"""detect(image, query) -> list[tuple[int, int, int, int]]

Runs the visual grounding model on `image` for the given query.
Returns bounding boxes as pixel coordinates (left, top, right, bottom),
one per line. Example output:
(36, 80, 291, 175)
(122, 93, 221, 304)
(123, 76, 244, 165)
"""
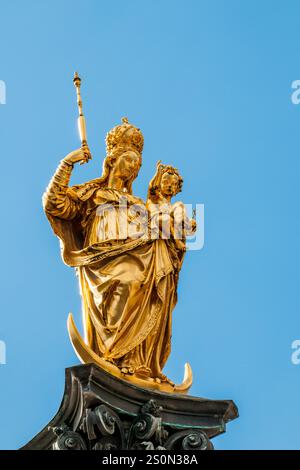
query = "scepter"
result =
(73, 72, 92, 163)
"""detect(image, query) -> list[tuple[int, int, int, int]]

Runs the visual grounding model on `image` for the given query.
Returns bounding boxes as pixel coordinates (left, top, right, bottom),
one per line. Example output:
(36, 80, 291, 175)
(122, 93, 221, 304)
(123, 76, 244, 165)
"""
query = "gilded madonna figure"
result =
(43, 118, 195, 393)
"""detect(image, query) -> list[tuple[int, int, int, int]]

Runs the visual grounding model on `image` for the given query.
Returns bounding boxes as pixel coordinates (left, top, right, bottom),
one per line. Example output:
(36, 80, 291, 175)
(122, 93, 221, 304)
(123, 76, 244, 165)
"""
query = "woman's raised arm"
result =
(42, 147, 89, 220)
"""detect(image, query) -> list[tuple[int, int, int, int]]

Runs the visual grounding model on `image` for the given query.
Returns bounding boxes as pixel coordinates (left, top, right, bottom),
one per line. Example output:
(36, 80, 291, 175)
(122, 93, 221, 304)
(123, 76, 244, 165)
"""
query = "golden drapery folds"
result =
(43, 162, 192, 392)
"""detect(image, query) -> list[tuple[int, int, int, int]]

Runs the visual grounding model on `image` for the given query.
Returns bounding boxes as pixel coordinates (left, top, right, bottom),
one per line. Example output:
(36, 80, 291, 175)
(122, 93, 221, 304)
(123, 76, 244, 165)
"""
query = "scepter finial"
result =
(73, 71, 81, 88)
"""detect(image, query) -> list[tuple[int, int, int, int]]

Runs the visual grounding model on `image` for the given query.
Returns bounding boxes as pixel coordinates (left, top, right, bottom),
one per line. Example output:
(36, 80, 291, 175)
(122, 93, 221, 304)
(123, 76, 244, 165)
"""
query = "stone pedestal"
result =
(22, 364, 238, 450)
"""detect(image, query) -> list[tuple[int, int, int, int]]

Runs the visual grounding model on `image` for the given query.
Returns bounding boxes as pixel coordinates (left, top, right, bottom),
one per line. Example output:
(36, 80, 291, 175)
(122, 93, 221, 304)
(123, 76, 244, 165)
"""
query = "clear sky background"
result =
(0, 0, 300, 450)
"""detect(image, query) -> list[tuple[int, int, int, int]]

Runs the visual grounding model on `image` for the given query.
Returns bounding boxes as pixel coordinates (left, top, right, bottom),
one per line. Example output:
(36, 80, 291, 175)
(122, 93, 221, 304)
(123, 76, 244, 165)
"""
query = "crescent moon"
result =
(67, 313, 193, 394)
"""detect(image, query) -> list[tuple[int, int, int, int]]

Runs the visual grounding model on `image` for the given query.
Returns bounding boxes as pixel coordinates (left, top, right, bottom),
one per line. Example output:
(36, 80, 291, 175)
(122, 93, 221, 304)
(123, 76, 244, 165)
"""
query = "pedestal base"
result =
(21, 364, 238, 450)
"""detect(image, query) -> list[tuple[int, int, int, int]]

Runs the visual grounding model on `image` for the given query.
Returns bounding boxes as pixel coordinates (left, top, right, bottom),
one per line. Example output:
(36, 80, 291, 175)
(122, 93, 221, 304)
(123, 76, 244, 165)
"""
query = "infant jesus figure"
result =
(146, 160, 197, 261)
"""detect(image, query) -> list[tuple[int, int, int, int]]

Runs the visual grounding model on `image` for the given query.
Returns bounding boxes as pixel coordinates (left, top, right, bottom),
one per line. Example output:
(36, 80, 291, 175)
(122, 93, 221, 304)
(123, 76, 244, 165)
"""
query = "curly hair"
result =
(148, 163, 183, 202)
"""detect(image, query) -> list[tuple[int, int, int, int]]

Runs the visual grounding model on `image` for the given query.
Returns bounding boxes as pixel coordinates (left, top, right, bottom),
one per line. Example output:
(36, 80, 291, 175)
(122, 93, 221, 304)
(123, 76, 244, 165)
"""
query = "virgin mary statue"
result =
(43, 118, 193, 393)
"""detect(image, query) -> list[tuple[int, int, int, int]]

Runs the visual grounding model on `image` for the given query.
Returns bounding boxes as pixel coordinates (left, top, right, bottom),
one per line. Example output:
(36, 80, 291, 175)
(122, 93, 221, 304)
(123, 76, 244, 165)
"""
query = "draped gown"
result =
(43, 160, 182, 379)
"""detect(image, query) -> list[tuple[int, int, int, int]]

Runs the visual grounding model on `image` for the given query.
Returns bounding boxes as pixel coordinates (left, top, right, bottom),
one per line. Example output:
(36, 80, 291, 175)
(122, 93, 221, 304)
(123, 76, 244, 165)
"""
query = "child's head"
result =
(160, 168, 182, 197)
(150, 163, 183, 200)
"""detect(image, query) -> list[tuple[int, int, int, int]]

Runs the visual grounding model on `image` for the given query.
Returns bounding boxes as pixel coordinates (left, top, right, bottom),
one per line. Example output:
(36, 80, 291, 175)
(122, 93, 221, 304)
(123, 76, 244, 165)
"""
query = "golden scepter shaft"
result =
(73, 72, 92, 161)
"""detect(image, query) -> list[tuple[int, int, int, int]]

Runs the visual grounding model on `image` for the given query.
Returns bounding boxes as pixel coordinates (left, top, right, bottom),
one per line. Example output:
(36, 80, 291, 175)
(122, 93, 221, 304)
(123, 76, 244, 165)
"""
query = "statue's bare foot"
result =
(134, 366, 152, 378)
(155, 373, 175, 386)
(121, 367, 134, 375)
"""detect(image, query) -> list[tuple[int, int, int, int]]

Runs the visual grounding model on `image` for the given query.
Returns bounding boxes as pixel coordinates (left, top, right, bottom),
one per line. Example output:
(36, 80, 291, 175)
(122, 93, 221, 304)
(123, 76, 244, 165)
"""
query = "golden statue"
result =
(43, 75, 196, 394)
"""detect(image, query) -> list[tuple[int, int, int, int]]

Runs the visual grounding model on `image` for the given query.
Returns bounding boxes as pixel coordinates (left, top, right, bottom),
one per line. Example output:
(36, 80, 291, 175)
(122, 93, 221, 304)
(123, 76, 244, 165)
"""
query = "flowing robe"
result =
(43, 162, 181, 377)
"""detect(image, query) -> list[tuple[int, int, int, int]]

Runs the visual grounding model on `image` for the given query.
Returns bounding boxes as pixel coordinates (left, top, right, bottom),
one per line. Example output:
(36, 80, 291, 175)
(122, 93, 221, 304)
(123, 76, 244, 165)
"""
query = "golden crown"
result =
(105, 117, 144, 155)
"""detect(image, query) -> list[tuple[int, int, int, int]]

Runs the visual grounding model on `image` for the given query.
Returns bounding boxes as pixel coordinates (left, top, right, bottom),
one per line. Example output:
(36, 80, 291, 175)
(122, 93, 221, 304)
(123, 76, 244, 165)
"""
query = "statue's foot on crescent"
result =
(134, 366, 152, 378)
(153, 373, 175, 386)
(119, 365, 151, 378)
(120, 367, 134, 375)
(67, 313, 193, 394)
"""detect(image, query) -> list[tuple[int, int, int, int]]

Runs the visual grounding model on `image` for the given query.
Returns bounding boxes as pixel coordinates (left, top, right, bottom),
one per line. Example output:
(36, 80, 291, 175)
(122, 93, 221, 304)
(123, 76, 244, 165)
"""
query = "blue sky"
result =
(0, 0, 300, 450)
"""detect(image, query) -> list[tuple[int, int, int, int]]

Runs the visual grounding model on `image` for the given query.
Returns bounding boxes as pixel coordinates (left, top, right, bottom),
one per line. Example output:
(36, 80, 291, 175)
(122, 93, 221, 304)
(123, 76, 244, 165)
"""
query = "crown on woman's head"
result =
(105, 117, 144, 155)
